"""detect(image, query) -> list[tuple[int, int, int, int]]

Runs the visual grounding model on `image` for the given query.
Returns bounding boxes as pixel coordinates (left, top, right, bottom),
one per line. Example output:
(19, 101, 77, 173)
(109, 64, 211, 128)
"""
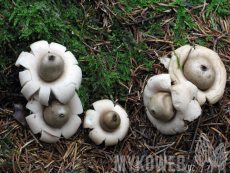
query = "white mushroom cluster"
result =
(16, 40, 83, 143)
(144, 74, 201, 135)
(145, 45, 226, 135)
(83, 100, 129, 146)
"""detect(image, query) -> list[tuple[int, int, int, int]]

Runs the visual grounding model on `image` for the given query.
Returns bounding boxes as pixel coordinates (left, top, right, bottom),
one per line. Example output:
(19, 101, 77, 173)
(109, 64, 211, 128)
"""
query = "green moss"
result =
(0, 137, 20, 171)
(206, 0, 230, 17)
(0, 0, 229, 107)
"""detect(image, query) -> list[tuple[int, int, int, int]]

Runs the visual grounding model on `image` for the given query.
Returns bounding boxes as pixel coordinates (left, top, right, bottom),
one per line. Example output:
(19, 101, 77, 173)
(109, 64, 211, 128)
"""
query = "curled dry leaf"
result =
(13, 104, 27, 126)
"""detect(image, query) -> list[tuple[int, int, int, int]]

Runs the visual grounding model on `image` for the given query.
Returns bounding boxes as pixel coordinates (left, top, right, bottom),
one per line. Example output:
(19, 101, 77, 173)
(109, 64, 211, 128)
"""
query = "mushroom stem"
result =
(100, 111, 121, 132)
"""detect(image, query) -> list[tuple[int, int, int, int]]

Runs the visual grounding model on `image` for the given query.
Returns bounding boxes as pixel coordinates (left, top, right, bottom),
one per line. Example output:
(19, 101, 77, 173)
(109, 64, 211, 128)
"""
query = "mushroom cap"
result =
(16, 40, 82, 106)
(26, 93, 83, 143)
(83, 99, 129, 146)
(39, 53, 64, 82)
(100, 111, 121, 132)
(168, 45, 226, 105)
(43, 100, 70, 128)
(143, 74, 201, 135)
(147, 92, 175, 121)
(183, 56, 216, 90)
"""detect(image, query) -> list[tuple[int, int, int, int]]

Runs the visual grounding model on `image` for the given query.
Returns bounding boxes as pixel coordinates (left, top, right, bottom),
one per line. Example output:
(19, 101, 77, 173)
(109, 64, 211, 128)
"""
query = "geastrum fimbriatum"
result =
(26, 93, 83, 143)
(143, 74, 202, 135)
(16, 40, 82, 106)
(83, 100, 129, 146)
(168, 45, 226, 105)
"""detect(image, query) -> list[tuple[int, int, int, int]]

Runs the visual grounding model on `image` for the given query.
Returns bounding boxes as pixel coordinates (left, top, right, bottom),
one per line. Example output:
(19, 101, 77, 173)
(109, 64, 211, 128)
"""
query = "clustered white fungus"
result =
(16, 40, 83, 143)
(16, 40, 130, 145)
(144, 45, 226, 135)
(16, 42, 226, 144)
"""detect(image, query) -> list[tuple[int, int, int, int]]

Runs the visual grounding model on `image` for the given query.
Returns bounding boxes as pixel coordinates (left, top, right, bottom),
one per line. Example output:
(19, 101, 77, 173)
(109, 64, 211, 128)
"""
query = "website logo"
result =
(113, 133, 227, 172)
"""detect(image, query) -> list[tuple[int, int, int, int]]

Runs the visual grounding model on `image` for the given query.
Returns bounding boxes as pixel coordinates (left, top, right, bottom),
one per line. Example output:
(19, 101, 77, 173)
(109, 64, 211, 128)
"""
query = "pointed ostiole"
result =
(39, 53, 64, 82)
(44, 100, 70, 128)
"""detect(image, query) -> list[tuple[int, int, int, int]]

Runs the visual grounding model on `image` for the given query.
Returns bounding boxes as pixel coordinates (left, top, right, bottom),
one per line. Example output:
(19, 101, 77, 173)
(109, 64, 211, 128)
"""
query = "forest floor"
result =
(0, 0, 230, 172)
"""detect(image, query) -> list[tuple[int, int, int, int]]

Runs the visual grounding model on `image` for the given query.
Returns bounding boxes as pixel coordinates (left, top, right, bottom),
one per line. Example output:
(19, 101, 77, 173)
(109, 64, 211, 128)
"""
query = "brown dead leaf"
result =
(13, 104, 26, 126)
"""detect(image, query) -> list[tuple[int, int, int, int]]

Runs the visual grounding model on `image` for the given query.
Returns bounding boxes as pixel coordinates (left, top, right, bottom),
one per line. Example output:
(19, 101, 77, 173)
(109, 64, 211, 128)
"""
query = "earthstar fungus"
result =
(16, 40, 82, 106)
(26, 93, 83, 143)
(168, 45, 226, 105)
(16, 40, 83, 143)
(144, 45, 226, 135)
(83, 100, 129, 146)
(143, 74, 202, 135)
